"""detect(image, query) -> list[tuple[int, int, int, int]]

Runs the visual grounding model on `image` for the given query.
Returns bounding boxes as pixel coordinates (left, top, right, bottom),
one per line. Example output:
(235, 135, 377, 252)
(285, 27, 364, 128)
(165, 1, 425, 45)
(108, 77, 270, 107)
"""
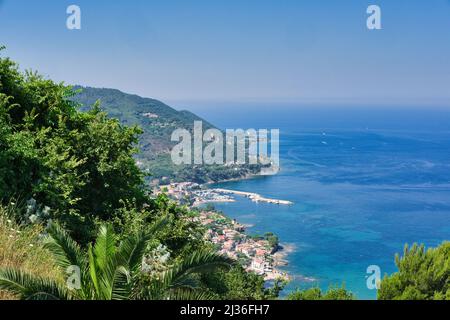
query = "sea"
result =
(186, 104, 450, 300)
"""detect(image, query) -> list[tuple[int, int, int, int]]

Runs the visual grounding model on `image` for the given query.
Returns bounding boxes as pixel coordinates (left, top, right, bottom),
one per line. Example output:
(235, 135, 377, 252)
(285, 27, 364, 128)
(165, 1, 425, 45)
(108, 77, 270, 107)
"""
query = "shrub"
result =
(287, 286, 355, 300)
(378, 242, 450, 300)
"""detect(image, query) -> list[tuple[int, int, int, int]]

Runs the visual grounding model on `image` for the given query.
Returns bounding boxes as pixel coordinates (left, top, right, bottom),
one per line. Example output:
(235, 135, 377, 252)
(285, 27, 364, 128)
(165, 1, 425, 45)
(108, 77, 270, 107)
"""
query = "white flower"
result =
(29, 214, 38, 224)
(42, 206, 51, 216)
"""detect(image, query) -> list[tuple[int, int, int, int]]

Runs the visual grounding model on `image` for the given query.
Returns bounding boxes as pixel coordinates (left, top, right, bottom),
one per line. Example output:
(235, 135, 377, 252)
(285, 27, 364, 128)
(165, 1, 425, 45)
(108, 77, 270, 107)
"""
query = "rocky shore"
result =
(156, 182, 292, 281)
(195, 210, 290, 281)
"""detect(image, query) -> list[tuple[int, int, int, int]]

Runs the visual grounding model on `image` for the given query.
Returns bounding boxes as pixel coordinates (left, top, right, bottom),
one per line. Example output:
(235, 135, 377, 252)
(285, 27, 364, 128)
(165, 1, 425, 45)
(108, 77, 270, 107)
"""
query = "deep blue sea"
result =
(187, 105, 450, 299)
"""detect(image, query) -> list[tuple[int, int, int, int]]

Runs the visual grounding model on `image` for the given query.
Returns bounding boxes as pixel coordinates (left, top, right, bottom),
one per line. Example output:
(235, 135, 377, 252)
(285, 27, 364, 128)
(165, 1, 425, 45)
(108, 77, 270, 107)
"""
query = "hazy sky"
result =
(1, 0, 450, 107)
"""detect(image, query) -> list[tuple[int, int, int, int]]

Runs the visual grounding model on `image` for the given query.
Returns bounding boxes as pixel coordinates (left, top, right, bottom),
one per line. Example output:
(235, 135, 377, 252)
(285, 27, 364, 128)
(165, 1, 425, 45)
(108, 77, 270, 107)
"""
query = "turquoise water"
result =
(194, 106, 450, 300)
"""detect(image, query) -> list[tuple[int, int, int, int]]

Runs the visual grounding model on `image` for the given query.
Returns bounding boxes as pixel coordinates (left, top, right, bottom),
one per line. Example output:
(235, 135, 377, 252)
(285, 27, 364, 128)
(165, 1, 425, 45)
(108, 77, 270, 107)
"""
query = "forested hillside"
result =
(72, 86, 261, 184)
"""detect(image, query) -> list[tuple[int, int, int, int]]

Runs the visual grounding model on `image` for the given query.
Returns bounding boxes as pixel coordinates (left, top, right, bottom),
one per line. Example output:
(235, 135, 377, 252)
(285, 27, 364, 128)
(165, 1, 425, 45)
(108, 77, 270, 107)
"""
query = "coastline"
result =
(273, 243, 296, 267)
(195, 209, 291, 282)
(156, 181, 293, 282)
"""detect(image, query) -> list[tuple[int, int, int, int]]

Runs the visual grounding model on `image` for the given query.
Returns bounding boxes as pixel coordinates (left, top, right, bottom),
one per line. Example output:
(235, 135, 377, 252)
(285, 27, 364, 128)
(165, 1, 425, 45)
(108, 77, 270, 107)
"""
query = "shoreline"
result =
(156, 181, 294, 282)
(195, 209, 291, 282)
(273, 243, 296, 267)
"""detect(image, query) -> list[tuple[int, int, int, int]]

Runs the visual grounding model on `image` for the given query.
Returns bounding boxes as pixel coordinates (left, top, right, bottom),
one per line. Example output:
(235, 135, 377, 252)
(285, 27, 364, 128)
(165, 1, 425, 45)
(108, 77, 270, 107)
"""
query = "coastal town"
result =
(155, 182, 292, 281)
(155, 182, 293, 207)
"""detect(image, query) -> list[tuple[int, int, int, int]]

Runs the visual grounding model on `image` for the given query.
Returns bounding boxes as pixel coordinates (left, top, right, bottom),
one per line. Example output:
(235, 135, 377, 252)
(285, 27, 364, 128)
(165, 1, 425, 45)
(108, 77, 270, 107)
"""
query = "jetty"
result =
(213, 189, 293, 205)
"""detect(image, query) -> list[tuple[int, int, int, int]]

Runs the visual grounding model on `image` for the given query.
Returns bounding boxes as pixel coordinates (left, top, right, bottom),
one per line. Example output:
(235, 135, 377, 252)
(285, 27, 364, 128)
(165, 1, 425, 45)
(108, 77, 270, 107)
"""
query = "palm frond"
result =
(117, 216, 168, 271)
(0, 268, 72, 300)
(88, 225, 120, 300)
(111, 266, 131, 300)
(89, 225, 138, 300)
(138, 250, 234, 300)
(112, 217, 169, 300)
(87, 245, 100, 298)
(165, 288, 217, 301)
(116, 231, 151, 273)
(93, 225, 117, 272)
(43, 223, 85, 271)
(165, 251, 234, 289)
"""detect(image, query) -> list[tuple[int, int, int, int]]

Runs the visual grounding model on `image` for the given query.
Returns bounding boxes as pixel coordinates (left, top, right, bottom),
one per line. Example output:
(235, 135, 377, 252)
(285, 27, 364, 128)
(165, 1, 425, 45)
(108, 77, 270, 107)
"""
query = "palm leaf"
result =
(116, 231, 151, 273)
(93, 225, 117, 272)
(113, 217, 168, 299)
(138, 250, 233, 300)
(165, 288, 217, 300)
(111, 266, 131, 300)
(117, 216, 168, 271)
(165, 251, 234, 289)
(90, 225, 121, 299)
(0, 268, 72, 300)
(87, 244, 100, 299)
(43, 223, 86, 271)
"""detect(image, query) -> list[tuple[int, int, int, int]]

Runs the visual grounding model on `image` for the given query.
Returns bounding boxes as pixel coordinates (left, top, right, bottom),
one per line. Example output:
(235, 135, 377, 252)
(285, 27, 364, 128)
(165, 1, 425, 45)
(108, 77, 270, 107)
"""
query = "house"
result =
(223, 240, 235, 251)
(250, 258, 266, 275)
(255, 249, 266, 257)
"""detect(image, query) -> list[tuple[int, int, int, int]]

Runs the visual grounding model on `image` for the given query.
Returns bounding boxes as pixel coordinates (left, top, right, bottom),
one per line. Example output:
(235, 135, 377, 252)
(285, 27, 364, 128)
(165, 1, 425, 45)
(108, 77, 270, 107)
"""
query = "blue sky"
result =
(1, 0, 450, 108)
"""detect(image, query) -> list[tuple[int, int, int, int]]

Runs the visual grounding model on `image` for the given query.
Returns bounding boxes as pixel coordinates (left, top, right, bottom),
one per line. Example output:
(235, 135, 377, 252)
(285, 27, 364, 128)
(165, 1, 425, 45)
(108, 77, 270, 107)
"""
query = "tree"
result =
(264, 232, 279, 250)
(200, 265, 285, 300)
(0, 222, 233, 300)
(378, 242, 450, 300)
(0, 50, 148, 242)
(287, 286, 355, 300)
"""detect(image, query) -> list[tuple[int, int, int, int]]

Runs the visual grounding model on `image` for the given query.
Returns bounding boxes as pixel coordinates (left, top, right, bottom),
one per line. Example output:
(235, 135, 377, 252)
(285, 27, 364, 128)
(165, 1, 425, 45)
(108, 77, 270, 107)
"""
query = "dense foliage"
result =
(0, 52, 147, 242)
(287, 287, 355, 300)
(200, 266, 285, 300)
(378, 242, 450, 300)
(0, 221, 233, 300)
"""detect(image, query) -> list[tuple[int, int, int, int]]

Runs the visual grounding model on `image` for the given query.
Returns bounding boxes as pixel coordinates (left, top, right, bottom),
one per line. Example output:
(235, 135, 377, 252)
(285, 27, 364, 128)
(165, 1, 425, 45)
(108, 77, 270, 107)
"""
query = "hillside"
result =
(72, 86, 261, 184)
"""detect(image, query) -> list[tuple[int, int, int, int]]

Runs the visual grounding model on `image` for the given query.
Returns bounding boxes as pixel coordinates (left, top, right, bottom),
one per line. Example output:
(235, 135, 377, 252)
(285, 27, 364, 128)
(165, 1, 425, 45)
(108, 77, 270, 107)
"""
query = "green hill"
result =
(72, 86, 261, 184)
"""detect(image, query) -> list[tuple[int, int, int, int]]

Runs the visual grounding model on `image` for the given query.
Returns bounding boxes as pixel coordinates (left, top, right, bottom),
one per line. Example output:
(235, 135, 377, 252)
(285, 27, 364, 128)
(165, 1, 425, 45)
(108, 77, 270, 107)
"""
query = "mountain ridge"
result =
(71, 86, 262, 184)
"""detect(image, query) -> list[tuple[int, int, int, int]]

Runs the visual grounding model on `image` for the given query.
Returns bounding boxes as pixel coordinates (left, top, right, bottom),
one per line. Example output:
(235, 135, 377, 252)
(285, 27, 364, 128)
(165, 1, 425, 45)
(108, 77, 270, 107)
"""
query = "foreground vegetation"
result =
(378, 242, 450, 300)
(0, 214, 233, 300)
(287, 287, 355, 300)
(0, 49, 448, 300)
(0, 205, 61, 299)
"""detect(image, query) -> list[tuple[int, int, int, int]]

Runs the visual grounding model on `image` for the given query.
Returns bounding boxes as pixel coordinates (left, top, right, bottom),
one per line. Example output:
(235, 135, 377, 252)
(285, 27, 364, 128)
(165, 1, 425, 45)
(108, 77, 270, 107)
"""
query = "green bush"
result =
(0, 50, 147, 242)
(287, 286, 355, 300)
(378, 242, 450, 300)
